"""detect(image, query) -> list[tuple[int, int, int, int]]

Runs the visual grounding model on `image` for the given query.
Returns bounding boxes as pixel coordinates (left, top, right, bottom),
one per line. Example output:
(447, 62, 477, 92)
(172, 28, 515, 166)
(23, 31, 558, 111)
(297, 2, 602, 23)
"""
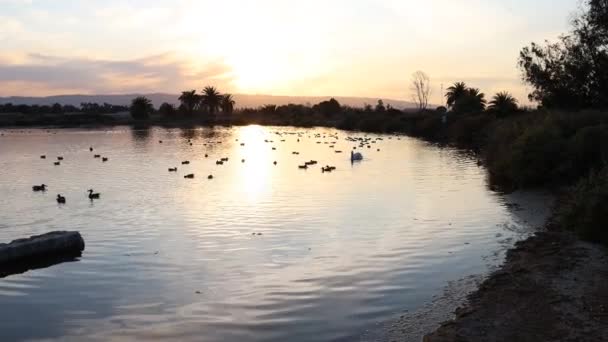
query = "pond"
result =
(0, 126, 548, 341)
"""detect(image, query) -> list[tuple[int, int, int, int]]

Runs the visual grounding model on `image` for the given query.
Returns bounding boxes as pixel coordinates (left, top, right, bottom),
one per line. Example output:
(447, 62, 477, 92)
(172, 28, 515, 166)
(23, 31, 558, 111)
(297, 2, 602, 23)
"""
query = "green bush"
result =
(556, 167, 608, 244)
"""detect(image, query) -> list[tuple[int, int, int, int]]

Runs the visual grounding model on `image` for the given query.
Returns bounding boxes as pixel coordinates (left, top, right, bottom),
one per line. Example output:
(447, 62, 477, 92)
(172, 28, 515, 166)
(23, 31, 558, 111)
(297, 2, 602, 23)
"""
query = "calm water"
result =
(0, 126, 547, 341)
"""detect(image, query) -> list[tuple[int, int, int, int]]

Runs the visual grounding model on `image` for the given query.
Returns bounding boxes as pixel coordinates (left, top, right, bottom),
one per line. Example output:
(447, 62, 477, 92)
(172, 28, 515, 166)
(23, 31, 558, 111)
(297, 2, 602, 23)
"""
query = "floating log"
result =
(0, 231, 85, 265)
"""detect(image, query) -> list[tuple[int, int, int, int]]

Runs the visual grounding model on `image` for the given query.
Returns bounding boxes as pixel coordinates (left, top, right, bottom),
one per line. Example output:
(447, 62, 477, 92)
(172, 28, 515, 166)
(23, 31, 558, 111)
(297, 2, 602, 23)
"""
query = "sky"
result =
(0, 0, 581, 104)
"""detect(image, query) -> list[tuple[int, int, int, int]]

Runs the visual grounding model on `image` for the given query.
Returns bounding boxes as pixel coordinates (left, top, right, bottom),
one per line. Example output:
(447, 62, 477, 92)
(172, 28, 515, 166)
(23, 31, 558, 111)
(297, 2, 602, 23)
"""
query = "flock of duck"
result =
(33, 146, 106, 203)
(30, 130, 396, 205)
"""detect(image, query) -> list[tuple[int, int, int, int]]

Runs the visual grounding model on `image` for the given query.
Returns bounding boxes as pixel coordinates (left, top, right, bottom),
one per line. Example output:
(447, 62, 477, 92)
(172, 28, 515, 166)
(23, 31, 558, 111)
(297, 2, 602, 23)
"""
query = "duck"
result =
(102, 157, 108, 162)
(335, 150, 343, 153)
(89, 147, 93, 152)
(216, 160, 224, 165)
(168, 167, 178, 172)
(32, 184, 47, 192)
(273, 161, 278, 165)
(182, 161, 190, 165)
(159, 140, 163, 144)
(221, 157, 229, 162)
(94, 154, 101, 158)
(87, 189, 100, 199)
(298, 164, 308, 169)
(40, 155, 46, 159)
(242, 159, 246, 163)
(184, 174, 195, 179)
(204, 154, 209, 158)
(57, 156, 64, 161)
(351, 150, 363, 162)
(208, 175, 214, 180)
(54, 161, 61, 166)
(56, 194, 66, 204)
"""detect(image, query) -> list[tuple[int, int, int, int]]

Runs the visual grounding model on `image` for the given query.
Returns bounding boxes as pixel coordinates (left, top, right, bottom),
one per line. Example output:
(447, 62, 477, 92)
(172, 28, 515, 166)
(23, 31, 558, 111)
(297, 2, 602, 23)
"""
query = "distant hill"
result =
(0, 93, 418, 110)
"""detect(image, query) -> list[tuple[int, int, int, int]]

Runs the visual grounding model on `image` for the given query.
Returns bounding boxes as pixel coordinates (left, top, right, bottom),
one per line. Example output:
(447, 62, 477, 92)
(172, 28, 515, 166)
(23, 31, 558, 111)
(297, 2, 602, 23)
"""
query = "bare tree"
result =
(410, 71, 431, 111)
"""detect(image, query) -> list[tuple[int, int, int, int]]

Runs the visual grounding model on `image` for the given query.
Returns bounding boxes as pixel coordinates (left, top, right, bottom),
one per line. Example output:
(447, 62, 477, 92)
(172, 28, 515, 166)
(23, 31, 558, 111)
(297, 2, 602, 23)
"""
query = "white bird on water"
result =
(351, 150, 363, 162)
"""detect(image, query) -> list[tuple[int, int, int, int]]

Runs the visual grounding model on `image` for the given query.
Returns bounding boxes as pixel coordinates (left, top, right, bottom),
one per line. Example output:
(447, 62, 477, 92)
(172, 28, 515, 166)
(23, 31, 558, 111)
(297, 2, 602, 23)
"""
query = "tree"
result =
(178, 90, 200, 116)
(453, 88, 487, 113)
(375, 99, 386, 113)
(201, 86, 222, 115)
(51, 103, 63, 114)
(410, 71, 431, 111)
(221, 94, 236, 114)
(314, 98, 341, 117)
(130, 96, 154, 120)
(489, 91, 518, 115)
(445, 82, 468, 108)
(518, 0, 608, 109)
(159, 102, 176, 117)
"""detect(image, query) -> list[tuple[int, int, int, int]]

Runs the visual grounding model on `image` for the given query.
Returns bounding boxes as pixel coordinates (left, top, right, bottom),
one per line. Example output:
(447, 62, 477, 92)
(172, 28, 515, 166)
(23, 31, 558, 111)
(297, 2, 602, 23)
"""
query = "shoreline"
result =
(419, 229, 608, 341)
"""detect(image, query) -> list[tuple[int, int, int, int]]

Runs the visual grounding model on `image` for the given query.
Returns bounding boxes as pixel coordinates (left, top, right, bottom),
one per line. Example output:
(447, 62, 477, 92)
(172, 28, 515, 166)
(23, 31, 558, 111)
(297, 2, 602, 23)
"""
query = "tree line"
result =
(0, 102, 128, 115)
(130, 86, 236, 120)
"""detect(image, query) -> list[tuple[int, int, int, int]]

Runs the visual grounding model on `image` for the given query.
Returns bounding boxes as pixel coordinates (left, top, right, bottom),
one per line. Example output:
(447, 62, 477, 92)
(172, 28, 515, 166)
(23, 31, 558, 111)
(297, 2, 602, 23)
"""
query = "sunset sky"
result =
(0, 0, 579, 104)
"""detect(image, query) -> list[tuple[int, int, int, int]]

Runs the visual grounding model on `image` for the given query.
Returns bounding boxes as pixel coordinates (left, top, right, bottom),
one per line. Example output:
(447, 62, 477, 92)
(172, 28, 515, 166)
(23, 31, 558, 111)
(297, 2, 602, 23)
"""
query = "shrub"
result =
(564, 125, 608, 178)
(556, 167, 608, 244)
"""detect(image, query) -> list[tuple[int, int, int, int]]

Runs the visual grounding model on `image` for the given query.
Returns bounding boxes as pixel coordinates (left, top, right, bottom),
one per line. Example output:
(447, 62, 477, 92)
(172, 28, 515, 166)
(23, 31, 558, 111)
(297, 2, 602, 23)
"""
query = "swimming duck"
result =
(168, 167, 178, 172)
(32, 184, 47, 192)
(351, 151, 363, 161)
(273, 161, 277, 165)
(54, 161, 61, 166)
(102, 157, 108, 162)
(184, 174, 195, 179)
(56, 194, 66, 204)
(89, 147, 93, 152)
(298, 164, 308, 169)
(87, 189, 100, 199)
(40, 155, 46, 159)
(57, 156, 64, 161)
(94, 154, 101, 158)
(208, 175, 214, 180)
(216, 160, 224, 165)
(182, 161, 190, 165)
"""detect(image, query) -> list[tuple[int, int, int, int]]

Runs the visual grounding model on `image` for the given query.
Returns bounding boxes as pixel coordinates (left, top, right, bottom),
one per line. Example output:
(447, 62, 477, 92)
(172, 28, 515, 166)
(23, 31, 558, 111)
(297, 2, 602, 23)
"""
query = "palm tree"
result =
(178, 90, 200, 116)
(445, 82, 468, 108)
(489, 91, 518, 114)
(467, 88, 487, 109)
(201, 86, 222, 115)
(130, 96, 154, 120)
(221, 94, 236, 114)
(452, 88, 487, 113)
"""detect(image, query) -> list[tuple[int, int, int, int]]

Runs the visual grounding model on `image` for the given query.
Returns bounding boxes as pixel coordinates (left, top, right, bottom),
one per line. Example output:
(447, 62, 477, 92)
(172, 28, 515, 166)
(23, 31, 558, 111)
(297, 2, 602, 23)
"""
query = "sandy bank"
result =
(420, 231, 608, 341)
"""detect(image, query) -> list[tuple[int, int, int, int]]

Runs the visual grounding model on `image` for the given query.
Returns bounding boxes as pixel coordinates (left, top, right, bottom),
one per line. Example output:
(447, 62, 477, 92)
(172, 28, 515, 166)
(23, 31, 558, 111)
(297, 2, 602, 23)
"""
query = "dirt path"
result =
(419, 231, 608, 341)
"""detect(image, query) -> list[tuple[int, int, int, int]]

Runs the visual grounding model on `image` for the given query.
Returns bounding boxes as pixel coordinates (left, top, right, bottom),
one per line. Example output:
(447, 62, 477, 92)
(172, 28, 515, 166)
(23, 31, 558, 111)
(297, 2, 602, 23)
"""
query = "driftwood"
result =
(0, 231, 85, 277)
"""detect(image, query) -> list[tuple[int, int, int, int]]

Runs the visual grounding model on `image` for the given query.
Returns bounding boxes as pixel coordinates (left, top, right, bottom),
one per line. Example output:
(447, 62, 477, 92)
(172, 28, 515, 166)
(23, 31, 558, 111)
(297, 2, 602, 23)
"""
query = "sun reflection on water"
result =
(235, 125, 273, 201)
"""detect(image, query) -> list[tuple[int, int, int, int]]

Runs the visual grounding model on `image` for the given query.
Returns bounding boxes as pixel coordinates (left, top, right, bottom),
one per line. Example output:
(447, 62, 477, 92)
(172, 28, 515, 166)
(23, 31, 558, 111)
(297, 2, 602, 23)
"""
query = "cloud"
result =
(0, 53, 235, 96)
